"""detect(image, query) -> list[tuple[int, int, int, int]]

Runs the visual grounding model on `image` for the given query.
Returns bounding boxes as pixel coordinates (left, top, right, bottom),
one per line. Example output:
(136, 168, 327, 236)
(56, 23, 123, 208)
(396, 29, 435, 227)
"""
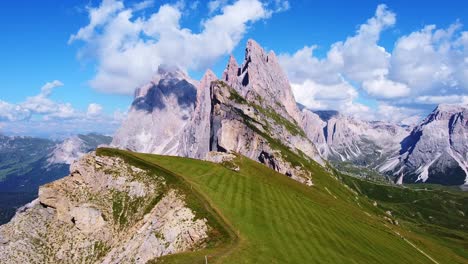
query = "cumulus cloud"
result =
(279, 4, 468, 123)
(70, 0, 285, 94)
(362, 77, 410, 98)
(415, 95, 468, 104)
(0, 81, 125, 137)
(375, 103, 422, 124)
(0, 101, 30, 121)
(390, 22, 468, 96)
(87, 103, 103, 117)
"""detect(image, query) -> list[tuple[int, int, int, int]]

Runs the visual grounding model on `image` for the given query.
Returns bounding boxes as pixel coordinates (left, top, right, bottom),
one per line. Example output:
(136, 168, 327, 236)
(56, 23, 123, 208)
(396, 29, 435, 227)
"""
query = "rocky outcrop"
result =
(380, 104, 468, 185)
(209, 81, 321, 185)
(176, 70, 218, 159)
(0, 152, 209, 263)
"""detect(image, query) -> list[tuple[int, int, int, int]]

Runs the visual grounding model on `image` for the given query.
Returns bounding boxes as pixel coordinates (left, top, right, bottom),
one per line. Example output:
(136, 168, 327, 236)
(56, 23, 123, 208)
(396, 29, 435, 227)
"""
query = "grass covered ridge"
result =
(97, 148, 467, 264)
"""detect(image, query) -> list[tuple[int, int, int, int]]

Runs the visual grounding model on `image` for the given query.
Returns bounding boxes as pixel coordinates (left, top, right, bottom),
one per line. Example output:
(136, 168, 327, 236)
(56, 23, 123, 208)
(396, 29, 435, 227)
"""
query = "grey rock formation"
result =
(222, 39, 301, 124)
(209, 81, 321, 184)
(0, 133, 111, 225)
(111, 67, 198, 154)
(0, 152, 209, 263)
(380, 104, 468, 185)
(176, 70, 218, 159)
(301, 104, 468, 186)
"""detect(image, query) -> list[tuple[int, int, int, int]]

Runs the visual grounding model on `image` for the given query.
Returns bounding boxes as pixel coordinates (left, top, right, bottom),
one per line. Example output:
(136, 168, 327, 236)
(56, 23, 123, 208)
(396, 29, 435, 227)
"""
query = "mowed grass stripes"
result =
(117, 151, 467, 264)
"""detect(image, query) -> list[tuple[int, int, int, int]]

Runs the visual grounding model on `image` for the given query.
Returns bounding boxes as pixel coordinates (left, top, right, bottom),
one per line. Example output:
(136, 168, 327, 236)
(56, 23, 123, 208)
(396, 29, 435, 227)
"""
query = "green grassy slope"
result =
(100, 148, 467, 264)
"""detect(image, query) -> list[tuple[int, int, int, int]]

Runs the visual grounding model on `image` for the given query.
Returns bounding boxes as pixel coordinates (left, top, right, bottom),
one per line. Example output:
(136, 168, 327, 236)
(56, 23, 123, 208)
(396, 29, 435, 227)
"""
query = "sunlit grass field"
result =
(99, 148, 467, 263)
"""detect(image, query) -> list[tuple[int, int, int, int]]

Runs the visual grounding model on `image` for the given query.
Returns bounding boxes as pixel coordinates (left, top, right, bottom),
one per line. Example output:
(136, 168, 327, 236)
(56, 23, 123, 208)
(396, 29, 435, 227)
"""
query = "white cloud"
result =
(273, 0, 290, 12)
(390, 23, 468, 95)
(0, 80, 75, 122)
(375, 103, 422, 124)
(362, 77, 409, 98)
(189, 1, 200, 10)
(291, 79, 372, 119)
(70, 0, 282, 94)
(328, 4, 395, 83)
(40, 80, 64, 96)
(415, 95, 468, 104)
(87, 103, 103, 117)
(68, 0, 124, 44)
(0, 82, 124, 137)
(279, 4, 397, 102)
(279, 4, 468, 122)
(0, 101, 30, 121)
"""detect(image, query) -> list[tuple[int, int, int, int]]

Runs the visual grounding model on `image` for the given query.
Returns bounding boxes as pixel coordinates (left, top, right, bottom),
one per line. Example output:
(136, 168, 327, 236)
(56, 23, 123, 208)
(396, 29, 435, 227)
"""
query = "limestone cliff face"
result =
(209, 81, 321, 185)
(0, 152, 209, 263)
(381, 104, 468, 185)
(176, 70, 218, 159)
(222, 39, 301, 124)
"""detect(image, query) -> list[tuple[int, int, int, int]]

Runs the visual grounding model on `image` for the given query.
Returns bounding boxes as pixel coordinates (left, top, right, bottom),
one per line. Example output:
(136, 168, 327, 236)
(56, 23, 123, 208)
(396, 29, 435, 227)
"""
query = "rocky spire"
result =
(176, 69, 218, 159)
(200, 69, 218, 92)
(222, 55, 240, 89)
(235, 39, 301, 123)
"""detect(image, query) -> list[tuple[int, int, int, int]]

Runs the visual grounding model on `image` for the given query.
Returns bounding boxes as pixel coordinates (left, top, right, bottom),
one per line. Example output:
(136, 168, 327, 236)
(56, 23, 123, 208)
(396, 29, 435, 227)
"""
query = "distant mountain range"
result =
(0, 133, 111, 224)
(301, 104, 467, 185)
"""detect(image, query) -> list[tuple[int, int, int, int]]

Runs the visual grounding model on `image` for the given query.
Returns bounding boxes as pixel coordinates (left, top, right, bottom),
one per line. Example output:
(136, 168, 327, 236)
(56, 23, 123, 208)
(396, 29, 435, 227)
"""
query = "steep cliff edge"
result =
(209, 80, 321, 185)
(0, 150, 220, 263)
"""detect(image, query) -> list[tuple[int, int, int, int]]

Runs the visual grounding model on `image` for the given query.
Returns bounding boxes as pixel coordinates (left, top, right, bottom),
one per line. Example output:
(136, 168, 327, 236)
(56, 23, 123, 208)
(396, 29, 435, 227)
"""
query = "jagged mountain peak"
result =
(200, 69, 218, 88)
(134, 65, 193, 99)
(226, 39, 301, 123)
(156, 64, 189, 80)
(222, 55, 240, 88)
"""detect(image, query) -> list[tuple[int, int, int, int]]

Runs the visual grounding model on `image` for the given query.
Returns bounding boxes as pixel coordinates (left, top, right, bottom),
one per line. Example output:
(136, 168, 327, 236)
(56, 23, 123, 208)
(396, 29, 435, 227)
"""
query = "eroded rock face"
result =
(111, 67, 198, 155)
(381, 104, 468, 185)
(177, 70, 218, 159)
(0, 152, 209, 263)
(209, 81, 320, 185)
(223, 39, 301, 124)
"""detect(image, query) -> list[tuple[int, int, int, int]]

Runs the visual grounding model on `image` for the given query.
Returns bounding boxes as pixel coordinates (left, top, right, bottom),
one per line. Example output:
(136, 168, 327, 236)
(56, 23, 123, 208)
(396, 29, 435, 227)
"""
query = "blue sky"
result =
(0, 0, 467, 137)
